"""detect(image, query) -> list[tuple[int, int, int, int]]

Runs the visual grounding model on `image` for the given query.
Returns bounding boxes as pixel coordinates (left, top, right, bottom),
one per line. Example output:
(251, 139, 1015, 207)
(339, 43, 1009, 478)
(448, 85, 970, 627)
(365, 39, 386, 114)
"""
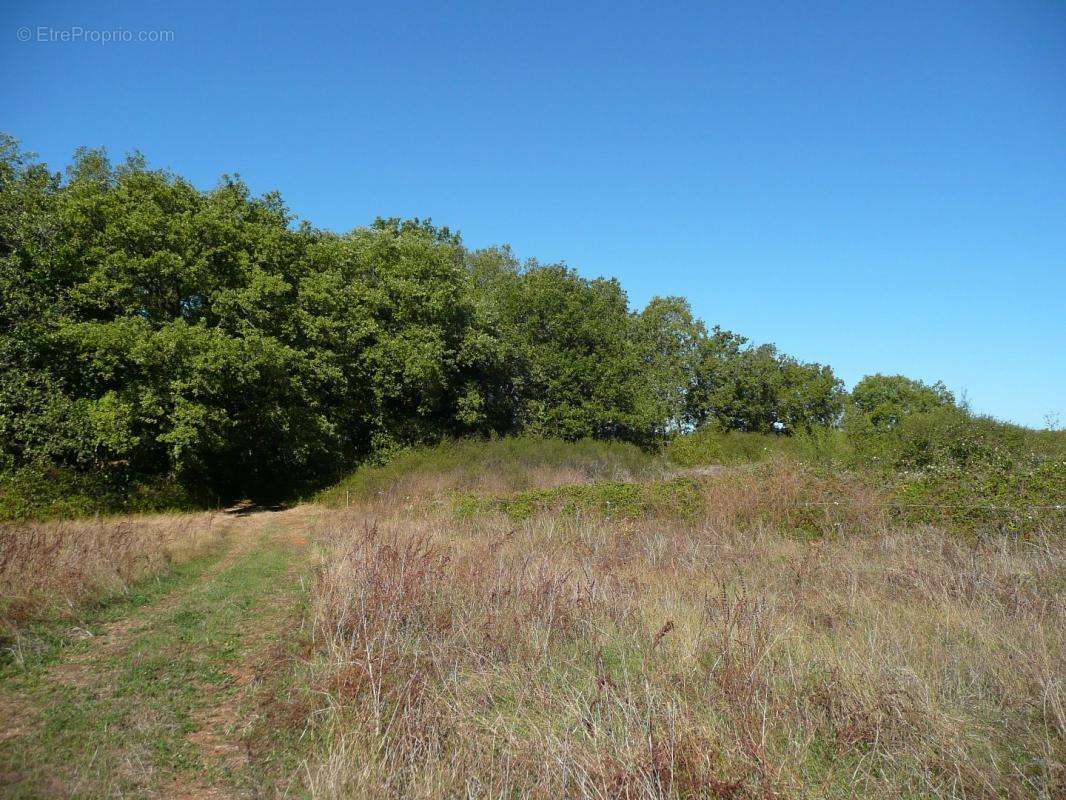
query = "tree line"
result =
(1, 137, 952, 502)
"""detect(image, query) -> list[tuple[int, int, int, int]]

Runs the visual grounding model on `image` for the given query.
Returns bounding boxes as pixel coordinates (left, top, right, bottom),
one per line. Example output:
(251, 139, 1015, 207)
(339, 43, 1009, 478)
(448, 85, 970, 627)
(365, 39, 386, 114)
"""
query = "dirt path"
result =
(0, 504, 323, 800)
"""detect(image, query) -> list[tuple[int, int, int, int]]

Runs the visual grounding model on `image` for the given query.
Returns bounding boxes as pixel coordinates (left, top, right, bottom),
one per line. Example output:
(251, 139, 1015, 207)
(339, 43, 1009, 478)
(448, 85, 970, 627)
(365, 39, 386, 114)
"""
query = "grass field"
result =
(1, 438, 1063, 798)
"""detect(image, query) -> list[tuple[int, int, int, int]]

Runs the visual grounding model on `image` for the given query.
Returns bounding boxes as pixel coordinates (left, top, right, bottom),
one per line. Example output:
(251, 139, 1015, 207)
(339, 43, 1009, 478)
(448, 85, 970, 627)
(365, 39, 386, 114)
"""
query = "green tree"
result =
(850, 374, 955, 430)
(686, 334, 843, 434)
(633, 297, 707, 436)
(0, 135, 861, 513)
(485, 262, 654, 441)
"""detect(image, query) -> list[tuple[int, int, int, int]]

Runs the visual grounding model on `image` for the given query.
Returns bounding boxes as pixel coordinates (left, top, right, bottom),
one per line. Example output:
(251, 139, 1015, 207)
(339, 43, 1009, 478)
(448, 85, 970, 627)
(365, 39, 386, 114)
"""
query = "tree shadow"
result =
(222, 502, 288, 517)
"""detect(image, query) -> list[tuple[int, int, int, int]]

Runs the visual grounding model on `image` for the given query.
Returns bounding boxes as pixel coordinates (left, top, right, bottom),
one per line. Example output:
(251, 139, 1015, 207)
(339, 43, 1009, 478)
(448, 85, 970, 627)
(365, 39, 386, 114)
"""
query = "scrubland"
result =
(3, 137, 1063, 799)
(305, 448, 1064, 799)
(1, 437, 1062, 799)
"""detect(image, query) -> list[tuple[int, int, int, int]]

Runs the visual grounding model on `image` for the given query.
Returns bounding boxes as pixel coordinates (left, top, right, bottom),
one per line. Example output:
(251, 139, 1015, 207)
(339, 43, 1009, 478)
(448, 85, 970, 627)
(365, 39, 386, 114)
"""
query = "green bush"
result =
(849, 374, 955, 430)
(845, 406, 1065, 534)
(891, 459, 1065, 535)
(456, 476, 703, 521)
(666, 427, 849, 468)
(316, 436, 664, 506)
(0, 463, 199, 521)
(846, 405, 1065, 471)
(669, 412, 1065, 537)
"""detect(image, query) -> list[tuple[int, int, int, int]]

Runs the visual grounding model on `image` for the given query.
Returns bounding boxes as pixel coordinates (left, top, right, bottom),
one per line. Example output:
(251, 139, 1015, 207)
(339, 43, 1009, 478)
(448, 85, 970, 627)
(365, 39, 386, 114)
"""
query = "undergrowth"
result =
(317, 437, 665, 508)
(666, 427, 850, 468)
(0, 463, 202, 522)
(455, 476, 704, 521)
(666, 419, 1065, 536)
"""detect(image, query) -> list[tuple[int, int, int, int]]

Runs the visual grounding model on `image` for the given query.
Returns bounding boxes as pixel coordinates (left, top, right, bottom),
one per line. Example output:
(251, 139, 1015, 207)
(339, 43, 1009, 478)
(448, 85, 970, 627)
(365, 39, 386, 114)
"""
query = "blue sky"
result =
(3, 0, 1064, 427)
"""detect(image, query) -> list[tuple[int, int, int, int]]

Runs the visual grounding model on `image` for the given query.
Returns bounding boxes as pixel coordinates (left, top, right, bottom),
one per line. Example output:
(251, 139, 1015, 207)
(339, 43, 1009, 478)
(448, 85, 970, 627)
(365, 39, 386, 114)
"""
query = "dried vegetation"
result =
(304, 458, 1065, 799)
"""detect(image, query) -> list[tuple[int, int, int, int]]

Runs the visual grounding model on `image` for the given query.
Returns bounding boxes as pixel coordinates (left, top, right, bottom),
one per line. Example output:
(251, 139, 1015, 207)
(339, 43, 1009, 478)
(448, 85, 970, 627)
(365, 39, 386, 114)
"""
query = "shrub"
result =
(316, 436, 665, 507)
(0, 462, 200, 521)
(849, 374, 955, 430)
(666, 427, 849, 468)
(845, 406, 1065, 534)
(456, 476, 704, 521)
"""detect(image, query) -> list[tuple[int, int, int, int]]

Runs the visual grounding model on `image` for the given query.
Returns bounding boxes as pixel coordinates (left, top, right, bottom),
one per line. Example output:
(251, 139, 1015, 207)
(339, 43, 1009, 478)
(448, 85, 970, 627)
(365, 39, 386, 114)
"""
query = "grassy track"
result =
(0, 507, 317, 799)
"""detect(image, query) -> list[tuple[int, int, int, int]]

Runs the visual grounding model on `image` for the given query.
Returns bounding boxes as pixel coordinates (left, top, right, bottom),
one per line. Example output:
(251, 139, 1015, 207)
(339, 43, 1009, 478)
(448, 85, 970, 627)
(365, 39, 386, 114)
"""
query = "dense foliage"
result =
(3, 138, 1059, 521)
(0, 138, 849, 510)
(848, 374, 955, 430)
(666, 411, 1065, 534)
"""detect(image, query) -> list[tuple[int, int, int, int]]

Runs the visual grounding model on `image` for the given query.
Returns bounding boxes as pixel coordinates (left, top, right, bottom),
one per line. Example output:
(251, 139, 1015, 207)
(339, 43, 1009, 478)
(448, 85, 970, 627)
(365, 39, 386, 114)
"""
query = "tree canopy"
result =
(1, 137, 851, 503)
(850, 374, 955, 430)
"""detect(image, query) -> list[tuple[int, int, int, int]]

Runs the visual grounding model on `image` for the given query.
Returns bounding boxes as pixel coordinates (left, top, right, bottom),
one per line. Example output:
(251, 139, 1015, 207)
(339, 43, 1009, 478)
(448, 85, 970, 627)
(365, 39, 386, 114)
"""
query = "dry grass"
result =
(318, 437, 668, 515)
(699, 459, 888, 538)
(2, 449, 1059, 798)
(303, 460, 1065, 799)
(0, 511, 224, 629)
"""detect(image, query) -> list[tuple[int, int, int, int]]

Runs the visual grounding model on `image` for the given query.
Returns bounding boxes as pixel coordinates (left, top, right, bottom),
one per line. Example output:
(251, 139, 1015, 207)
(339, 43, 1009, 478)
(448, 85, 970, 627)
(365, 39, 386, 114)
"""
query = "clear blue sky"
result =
(4, 0, 1064, 427)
